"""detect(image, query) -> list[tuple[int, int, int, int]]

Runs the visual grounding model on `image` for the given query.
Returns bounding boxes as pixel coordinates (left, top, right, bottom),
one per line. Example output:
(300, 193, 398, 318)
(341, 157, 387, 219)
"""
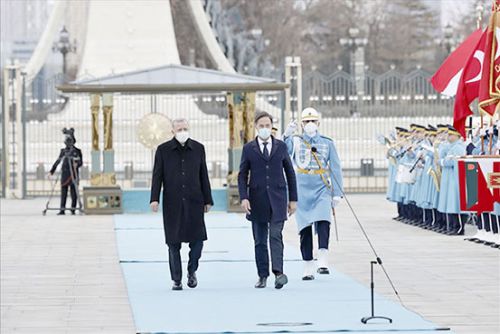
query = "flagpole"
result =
(476, 2, 485, 152)
(485, 0, 496, 155)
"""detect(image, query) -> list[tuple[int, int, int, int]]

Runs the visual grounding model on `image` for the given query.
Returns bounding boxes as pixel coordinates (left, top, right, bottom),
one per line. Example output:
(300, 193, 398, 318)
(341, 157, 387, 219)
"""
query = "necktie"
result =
(263, 142, 269, 159)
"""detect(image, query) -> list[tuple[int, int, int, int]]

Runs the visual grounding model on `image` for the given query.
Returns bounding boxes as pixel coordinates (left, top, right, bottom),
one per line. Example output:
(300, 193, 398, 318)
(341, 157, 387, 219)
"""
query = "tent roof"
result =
(58, 64, 288, 93)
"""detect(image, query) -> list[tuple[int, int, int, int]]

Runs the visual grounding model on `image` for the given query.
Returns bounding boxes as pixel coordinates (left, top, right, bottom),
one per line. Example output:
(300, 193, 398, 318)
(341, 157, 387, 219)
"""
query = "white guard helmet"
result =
(301, 107, 320, 121)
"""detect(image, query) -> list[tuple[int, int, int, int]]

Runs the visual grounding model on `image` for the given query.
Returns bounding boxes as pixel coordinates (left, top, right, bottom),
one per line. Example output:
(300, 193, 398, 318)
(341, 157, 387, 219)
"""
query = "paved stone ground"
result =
(0, 198, 135, 333)
(283, 194, 500, 334)
(1, 194, 499, 333)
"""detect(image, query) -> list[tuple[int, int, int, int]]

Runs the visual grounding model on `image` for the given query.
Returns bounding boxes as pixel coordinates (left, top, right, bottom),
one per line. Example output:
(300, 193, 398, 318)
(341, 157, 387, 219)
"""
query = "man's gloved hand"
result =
(331, 196, 341, 208)
(283, 120, 297, 137)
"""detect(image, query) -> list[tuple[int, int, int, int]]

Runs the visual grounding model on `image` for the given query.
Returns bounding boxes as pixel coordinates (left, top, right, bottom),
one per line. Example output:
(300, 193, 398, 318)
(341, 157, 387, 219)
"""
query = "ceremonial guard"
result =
(430, 124, 450, 233)
(428, 125, 448, 232)
(395, 124, 420, 223)
(389, 128, 410, 221)
(471, 123, 498, 155)
(437, 126, 466, 235)
(405, 124, 427, 225)
(415, 126, 438, 229)
(386, 127, 403, 209)
(283, 107, 343, 280)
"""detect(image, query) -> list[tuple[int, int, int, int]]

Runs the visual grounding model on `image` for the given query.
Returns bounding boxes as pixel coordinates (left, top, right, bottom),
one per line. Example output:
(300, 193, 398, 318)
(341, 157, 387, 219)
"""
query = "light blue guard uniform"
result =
(283, 107, 344, 279)
(284, 132, 343, 232)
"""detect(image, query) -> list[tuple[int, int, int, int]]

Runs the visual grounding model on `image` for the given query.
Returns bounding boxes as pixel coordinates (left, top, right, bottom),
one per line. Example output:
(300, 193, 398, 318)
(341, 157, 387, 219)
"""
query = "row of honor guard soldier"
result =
(385, 121, 499, 246)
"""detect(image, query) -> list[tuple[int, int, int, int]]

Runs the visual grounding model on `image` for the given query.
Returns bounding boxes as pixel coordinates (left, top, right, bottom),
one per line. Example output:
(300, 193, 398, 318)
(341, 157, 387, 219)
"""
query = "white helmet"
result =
(301, 107, 320, 121)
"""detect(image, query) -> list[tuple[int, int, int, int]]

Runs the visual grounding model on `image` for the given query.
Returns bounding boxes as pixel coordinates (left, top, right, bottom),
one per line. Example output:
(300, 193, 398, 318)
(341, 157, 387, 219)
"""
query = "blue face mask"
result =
(258, 127, 272, 140)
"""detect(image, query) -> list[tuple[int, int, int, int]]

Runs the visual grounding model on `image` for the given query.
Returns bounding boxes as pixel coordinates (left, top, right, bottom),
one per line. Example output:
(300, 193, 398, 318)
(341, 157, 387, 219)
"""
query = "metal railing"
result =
(1, 68, 456, 197)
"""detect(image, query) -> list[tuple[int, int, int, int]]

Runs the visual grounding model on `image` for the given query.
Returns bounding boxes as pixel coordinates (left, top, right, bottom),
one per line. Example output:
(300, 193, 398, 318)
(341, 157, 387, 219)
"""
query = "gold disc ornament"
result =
(137, 113, 172, 149)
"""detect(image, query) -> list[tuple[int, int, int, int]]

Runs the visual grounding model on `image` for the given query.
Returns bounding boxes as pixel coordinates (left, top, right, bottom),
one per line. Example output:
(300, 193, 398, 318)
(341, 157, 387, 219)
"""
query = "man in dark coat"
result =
(238, 112, 298, 289)
(150, 118, 213, 291)
(49, 128, 82, 215)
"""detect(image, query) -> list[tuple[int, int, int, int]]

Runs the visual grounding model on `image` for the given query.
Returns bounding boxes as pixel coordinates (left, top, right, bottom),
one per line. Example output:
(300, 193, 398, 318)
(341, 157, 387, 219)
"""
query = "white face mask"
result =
(303, 122, 318, 135)
(175, 131, 189, 144)
(257, 127, 271, 140)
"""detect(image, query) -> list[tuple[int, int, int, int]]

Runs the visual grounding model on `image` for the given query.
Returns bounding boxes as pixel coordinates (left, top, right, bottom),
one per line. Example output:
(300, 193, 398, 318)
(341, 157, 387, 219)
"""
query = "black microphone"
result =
(311, 146, 317, 153)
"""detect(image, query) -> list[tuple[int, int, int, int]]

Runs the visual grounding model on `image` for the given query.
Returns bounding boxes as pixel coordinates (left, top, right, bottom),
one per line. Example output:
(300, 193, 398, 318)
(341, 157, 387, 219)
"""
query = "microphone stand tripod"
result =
(361, 259, 393, 324)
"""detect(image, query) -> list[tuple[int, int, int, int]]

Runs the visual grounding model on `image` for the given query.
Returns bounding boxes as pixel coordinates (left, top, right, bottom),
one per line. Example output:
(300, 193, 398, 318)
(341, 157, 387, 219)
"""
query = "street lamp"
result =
(443, 23, 455, 54)
(340, 27, 368, 116)
(476, 3, 484, 29)
(52, 26, 77, 77)
(435, 23, 456, 56)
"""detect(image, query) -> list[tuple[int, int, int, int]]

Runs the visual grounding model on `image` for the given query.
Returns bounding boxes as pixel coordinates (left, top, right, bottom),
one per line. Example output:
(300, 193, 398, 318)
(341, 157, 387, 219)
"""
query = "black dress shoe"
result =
(255, 277, 267, 288)
(57, 211, 65, 215)
(187, 273, 197, 288)
(172, 281, 183, 291)
(317, 267, 330, 275)
(302, 275, 314, 281)
(274, 274, 288, 289)
(70, 210, 76, 215)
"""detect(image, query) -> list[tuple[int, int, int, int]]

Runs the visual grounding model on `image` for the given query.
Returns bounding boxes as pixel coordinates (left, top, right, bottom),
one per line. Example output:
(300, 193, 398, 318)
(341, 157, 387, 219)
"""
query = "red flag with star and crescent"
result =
(430, 29, 487, 137)
(478, 0, 500, 117)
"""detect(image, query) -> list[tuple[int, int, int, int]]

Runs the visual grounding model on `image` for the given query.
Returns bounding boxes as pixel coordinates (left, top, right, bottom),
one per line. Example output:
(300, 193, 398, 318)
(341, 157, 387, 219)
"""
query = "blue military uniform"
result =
(415, 126, 438, 228)
(388, 128, 410, 221)
(285, 132, 343, 232)
(283, 107, 343, 278)
(437, 126, 466, 234)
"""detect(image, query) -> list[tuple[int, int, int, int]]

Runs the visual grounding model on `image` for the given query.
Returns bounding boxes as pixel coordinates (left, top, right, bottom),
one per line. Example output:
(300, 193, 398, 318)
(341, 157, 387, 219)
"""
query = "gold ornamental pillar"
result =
(90, 94, 101, 180)
(89, 93, 116, 186)
(101, 93, 116, 185)
(226, 91, 256, 212)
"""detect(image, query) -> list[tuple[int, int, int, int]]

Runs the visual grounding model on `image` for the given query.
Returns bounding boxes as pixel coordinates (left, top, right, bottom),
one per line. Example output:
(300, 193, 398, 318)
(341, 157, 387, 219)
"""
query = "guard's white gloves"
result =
(283, 120, 297, 137)
(332, 196, 341, 208)
(480, 128, 487, 136)
(440, 159, 445, 167)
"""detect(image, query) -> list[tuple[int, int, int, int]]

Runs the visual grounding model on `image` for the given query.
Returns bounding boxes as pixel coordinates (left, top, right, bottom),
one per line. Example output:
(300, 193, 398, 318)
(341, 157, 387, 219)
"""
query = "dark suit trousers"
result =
(252, 220, 285, 278)
(300, 221, 330, 261)
(168, 240, 203, 282)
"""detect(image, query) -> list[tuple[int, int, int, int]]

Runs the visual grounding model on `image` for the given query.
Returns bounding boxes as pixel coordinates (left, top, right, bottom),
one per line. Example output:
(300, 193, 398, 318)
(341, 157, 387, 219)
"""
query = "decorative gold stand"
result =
(84, 93, 122, 214)
(226, 91, 255, 212)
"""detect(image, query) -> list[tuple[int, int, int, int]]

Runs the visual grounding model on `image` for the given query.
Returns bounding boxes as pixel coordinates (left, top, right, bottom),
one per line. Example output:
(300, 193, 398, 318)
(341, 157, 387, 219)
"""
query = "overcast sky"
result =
(441, 0, 476, 26)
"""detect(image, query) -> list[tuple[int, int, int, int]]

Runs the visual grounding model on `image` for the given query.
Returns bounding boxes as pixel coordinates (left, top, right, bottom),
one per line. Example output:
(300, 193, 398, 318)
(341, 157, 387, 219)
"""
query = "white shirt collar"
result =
(257, 136, 272, 153)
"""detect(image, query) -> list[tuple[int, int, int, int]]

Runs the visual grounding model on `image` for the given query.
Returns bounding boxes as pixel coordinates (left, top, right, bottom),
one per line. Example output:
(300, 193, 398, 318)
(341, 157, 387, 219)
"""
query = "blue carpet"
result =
(115, 213, 451, 334)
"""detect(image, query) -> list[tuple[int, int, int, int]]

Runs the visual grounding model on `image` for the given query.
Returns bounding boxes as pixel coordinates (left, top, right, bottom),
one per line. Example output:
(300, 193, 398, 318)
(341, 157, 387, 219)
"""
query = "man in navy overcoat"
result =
(238, 112, 298, 289)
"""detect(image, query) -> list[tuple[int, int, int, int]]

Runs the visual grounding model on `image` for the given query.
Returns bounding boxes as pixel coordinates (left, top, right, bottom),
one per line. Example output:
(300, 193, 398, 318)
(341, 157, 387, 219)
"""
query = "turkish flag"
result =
(431, 29, 483, 96)
(453, 32, 488, 137)
(478, 1, 500, 117)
